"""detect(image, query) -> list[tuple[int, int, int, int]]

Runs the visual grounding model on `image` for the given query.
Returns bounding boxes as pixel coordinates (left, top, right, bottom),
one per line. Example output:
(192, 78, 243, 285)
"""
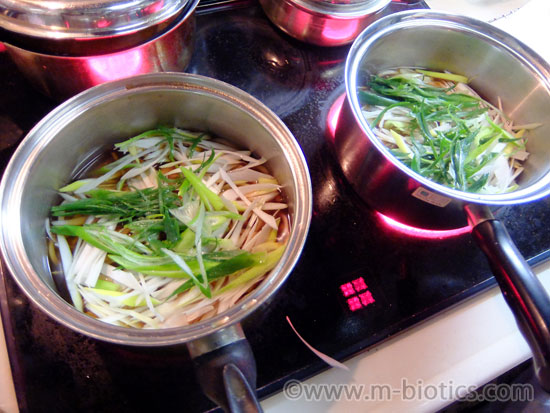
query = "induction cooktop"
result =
(2, 1, 550, 412)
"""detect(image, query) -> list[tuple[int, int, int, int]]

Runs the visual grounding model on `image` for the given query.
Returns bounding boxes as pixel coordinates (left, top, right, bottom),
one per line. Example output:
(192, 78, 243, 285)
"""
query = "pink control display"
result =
(340, 277, 375, 311)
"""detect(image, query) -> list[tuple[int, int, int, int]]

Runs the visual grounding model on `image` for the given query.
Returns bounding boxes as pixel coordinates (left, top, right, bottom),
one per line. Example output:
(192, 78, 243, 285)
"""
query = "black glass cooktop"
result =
(2, 1, 550, 412)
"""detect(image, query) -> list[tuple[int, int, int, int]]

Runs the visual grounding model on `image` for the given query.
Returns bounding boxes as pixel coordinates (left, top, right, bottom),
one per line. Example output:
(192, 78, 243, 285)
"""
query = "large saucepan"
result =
(334, 10, 550, 390)
(0, 73, 312, 411)
(0, 0, 199, 100)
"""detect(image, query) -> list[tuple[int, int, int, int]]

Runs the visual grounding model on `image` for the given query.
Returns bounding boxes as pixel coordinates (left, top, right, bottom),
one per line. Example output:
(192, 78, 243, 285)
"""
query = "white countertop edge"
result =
(261, 260, 550, 412)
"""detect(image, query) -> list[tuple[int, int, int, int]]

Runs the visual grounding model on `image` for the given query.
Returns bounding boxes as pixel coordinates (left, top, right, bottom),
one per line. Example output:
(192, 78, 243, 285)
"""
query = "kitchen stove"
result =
(2, 1, 550, 412)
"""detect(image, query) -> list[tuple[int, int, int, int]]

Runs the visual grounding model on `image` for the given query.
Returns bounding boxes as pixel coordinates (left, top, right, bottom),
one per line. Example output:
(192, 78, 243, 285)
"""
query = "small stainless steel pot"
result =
(335, 10, 550, 391)
(0, 0, 199, 100)
(258, 0, 391, 47)
(0, 73, 312, 411)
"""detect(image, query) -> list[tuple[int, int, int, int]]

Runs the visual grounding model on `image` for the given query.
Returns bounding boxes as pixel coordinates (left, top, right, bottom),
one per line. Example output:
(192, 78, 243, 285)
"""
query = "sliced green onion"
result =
(416, 69, 469, 84)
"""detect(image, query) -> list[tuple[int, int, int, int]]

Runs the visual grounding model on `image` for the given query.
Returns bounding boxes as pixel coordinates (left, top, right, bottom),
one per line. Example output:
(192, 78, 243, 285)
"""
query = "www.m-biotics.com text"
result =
(282, 378, 534, 403)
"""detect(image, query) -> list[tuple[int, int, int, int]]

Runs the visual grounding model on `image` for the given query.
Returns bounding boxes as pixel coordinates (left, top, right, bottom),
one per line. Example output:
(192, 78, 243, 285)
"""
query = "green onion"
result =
(416, 69, 469, 84)
(360, 68, 532, 193)
(216, 245, 285, 295)
(358, 89, 400, 106)
(169, 251, 267, 297)
(390, 130, 413, 158)
(180, 166, 225, 211)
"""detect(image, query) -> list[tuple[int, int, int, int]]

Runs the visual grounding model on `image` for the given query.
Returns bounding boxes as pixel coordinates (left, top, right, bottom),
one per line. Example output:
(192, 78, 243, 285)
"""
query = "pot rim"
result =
(0, 73, 313, 346)
(345, 10, 550, 205)
(0, 0, 189, 40)
(280, 0, 391, 18)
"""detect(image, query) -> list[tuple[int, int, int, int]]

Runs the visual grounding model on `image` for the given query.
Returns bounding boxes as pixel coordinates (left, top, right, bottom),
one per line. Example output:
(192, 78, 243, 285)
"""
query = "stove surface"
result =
(2, 2, 550, 412)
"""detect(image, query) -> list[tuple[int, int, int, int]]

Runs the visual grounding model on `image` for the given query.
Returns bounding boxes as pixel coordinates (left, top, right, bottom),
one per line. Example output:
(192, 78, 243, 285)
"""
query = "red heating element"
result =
(340, 277, 375, 311)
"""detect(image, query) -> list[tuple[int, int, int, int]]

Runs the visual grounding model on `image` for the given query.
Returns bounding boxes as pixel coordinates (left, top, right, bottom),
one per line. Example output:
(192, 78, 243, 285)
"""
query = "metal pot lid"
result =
(291, 0, 391, 16)
(0, 0, 190, 40)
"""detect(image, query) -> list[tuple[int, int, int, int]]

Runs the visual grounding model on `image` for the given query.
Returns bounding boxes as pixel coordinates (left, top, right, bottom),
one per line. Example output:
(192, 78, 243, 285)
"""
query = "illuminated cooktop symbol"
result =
(340, 277, 375, 312)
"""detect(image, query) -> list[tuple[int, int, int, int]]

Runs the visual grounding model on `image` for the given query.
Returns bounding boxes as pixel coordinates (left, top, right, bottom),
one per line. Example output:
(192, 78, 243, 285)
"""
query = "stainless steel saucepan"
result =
(0, 0, 199, 100)
(258, 0, 391, 47)
(335, 10, 550, 390)
(0, 73, 312, 411)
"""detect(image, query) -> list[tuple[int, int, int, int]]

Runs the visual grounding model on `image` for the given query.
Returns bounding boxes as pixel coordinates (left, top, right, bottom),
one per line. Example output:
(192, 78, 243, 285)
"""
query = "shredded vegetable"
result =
(47, 127, 289, 329)
(286, 316, 349, 371)
(360, 68, 539, 194)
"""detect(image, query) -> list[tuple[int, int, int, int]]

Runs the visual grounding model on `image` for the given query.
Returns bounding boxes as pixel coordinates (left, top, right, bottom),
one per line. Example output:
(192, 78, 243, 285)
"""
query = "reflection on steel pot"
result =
(0, 73, 312, 410)
(258, 0, 391, 47)
(0, 0, 199, 100)
(335, 10, 550, 391)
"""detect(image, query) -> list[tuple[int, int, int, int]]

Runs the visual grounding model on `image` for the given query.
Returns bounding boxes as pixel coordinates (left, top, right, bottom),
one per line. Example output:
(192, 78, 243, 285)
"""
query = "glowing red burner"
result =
(347, 296, 363, 312)
(352, 277, 367, 292)
(340, 282, 355, 298)
(376, 211, 472, 240)
(359, 291, 375, 306)
(341, 277, 375, 311)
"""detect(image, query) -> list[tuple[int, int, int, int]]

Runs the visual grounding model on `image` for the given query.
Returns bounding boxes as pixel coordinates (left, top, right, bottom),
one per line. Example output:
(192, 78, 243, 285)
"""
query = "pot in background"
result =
(258, 0, 391, 47)
(0, 0, 199, 100)
(0, 73, 312, 409)
(0, 0, 193, 56)
(334, 10, 550, 391)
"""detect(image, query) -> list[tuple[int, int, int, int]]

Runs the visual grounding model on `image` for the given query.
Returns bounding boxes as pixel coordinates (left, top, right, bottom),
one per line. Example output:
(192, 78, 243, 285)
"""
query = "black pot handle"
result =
(465, 204, 550, 391)
(188, 324, 263, 413)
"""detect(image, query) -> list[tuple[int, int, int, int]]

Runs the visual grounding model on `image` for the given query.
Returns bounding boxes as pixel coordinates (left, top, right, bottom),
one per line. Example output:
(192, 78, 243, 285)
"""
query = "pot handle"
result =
(465, 204, 550, 391)
(188, 324, 263, 413)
